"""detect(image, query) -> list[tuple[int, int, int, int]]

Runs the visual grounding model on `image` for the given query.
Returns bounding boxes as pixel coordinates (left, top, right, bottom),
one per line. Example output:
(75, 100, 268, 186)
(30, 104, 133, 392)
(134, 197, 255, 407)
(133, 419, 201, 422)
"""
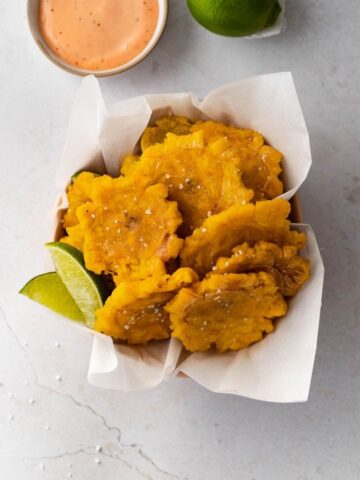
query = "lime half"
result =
(20, 272, 84, 321)
(46, 242, 107, 327)
(187, 0, 282, 37)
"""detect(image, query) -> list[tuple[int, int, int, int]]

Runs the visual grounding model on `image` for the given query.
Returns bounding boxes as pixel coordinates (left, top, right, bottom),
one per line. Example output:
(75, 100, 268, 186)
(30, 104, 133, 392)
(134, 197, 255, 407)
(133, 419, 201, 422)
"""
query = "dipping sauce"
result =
(39, 0, 159, 70)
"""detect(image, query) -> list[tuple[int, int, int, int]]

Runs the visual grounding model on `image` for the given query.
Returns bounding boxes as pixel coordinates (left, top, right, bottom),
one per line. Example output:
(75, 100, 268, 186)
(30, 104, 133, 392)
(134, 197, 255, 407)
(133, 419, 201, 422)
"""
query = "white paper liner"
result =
(88, 335, 183, 391)
(51, 72, 323, 401)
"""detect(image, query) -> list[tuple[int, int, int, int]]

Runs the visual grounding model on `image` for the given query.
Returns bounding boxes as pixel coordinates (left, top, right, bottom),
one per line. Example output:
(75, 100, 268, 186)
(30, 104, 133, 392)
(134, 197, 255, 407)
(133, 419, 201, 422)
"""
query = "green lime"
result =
(19, 272, 84, 321)
(46, 242, 107, 327)
(187, 0, 282, 36)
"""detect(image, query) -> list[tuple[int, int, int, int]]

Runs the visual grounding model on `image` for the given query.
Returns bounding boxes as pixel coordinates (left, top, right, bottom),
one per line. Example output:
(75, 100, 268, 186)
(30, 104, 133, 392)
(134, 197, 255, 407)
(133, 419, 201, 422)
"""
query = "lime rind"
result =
(187, 0, 282, 37)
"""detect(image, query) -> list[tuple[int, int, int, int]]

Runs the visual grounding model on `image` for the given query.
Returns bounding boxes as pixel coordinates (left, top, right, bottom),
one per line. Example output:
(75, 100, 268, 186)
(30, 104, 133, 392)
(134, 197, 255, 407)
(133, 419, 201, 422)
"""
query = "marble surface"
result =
(0, 1, 359, 479)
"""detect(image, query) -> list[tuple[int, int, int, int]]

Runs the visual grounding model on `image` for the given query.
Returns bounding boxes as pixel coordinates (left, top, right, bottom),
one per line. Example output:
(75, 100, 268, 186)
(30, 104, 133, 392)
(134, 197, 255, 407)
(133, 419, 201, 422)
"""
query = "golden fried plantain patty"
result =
(95, 268, 198, 343)
(165, 272, 287, 352)
(140, 115, 193, 152)
(122, 131, 254, 236)
(214, 241, 310, 296)
(73, 175, 183, 282)
(180, 199, 306, 277)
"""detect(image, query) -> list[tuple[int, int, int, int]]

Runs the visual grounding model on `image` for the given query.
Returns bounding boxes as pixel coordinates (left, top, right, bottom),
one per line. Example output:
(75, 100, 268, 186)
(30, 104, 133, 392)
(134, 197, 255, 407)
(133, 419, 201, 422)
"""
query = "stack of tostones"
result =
(61, 115, 311, 352)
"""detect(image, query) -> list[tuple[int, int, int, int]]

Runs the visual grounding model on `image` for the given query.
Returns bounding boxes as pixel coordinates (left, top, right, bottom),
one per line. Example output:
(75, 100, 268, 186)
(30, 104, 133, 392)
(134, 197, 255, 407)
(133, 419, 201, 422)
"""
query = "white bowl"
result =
(27, 0, 168, 77)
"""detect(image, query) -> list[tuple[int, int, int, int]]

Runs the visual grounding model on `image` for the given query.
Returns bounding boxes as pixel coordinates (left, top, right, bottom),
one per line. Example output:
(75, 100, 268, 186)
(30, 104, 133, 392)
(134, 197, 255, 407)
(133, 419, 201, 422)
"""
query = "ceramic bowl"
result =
(27, 0, 168, 77)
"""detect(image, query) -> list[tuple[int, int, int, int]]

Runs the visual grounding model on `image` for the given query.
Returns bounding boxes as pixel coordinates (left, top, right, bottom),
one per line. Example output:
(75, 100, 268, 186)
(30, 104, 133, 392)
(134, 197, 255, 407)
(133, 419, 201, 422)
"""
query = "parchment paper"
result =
(53, 72, 323, 402)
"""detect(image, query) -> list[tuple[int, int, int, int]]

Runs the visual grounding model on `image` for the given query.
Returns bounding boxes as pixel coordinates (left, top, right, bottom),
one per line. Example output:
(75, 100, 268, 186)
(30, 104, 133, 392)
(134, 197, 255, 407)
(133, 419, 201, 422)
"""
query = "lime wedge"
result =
(19, 272, 84, 321)
(46, 242, 107, 328)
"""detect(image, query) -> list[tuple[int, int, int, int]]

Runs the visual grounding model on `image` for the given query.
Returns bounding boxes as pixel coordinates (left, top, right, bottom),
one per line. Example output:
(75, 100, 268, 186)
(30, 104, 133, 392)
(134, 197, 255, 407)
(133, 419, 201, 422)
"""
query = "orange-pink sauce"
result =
(39, 0, 159, 70)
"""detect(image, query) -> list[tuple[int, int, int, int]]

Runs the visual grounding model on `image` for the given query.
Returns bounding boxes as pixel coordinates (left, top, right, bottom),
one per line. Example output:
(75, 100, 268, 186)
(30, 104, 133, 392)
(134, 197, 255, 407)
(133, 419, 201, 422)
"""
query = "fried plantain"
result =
(75, 175, 183, 282)
(191, 121, 283, 200)
(214, 241, 310, 296)
(122, 131, 254, 236)
(60, 172, 99, 249)
(190, 120, 264, 152)
(165, 272, 287, 352)
(140, 115, 193, 152)
(95, 268, 198, 343)
(180, 199, 306, 277)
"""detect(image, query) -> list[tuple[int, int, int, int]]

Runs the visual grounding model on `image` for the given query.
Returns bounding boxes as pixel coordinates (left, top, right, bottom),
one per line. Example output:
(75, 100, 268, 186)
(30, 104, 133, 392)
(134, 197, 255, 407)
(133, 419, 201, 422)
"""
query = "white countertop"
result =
(1, 1, 359, 479)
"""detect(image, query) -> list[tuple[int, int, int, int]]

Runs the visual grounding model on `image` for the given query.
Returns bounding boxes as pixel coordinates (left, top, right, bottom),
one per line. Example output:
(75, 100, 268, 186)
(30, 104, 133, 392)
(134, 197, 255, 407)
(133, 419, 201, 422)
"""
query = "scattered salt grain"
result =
(201, 227, 207, 233)
(95, 445, 102, 453)
(95, 458, 101, 465)
(8, 414, 14, 420)
(28, 397, 35, 404)
(212, 266, 217, 271)
(145, 208, 152, 215)
(178, 183, 184, 190)
(55, 375, 62, 382)
(54, 342, 60, 348)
